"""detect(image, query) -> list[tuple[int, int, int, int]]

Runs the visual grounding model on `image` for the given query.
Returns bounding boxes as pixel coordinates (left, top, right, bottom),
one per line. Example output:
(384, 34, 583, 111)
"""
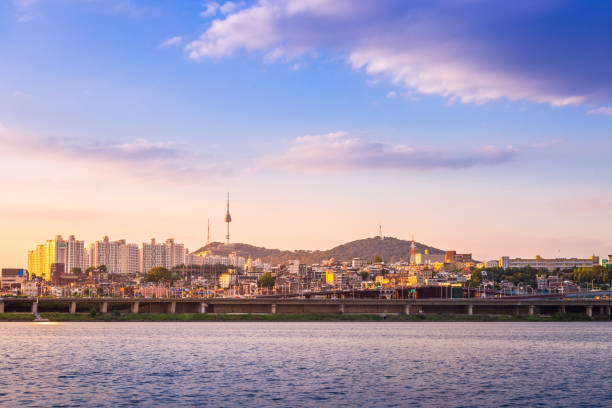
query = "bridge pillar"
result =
(607, 306, 611, 316)
(199, 303, 208, 314)
(600, 305, 605, 315)
(528, 305, 535, 316)
(515, 306, 521, 316)
(31, 302, 37, 314)
(167, 302, 176, 314)
(467, 304, 473, 315)
(69, 301, 76, 314)
(559, 305, 566, 314)
(0, 302, 4, 313)
(339, 304, 345, 314)
(586, 305, 592, 318)
(101, 302, 108, 314)
(131, 301, 139, 314)
(404, 304, 411, 315)
(271, 304, 277, 314)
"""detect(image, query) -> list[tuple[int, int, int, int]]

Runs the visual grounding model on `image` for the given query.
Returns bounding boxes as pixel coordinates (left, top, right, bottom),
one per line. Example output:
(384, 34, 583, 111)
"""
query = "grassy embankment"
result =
(0, 312, 610, 322)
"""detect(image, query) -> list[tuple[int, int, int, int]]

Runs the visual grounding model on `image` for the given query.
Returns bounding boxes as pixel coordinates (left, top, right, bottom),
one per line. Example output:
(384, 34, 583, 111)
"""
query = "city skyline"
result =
(1, 0, 611, 267)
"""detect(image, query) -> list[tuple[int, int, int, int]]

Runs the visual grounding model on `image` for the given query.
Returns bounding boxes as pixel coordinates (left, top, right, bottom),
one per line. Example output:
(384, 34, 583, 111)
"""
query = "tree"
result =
(373, 255, 383, 264)
(70, 267, 82, 275)
(98, 265, 107, 273)
(359, 271, 369, 281)
(469, 270, 483, 286)
(145, 267, 175, 283)
(258, 272, 276, 288)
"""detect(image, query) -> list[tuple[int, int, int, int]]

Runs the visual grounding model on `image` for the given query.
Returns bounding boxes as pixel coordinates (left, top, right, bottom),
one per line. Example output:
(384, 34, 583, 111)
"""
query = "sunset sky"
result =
(1, 0, 611, 266)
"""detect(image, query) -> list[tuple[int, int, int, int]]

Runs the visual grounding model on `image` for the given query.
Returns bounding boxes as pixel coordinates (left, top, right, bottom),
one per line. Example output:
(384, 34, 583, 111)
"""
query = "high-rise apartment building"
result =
(140, 238, 187, 273)
(91, 236, 140, 274)
(141, 238, 170, 274)
(27, 235, 86, 280)
(166, 239, 185, 268)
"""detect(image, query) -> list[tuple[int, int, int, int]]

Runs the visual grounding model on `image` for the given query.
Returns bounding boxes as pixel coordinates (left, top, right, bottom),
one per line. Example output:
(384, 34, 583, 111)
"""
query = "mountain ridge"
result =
(192, 236, 445, 265)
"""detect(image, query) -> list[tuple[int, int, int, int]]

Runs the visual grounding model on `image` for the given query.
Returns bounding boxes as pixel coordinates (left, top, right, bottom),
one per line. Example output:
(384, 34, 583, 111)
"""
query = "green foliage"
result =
(477, 265, 611, 287)
(98, 265, 107, 273)
(373, 255, 383, 263)
(144, 267, 176, 283)
(468, 270, 482, 286)
(568, 265, 610, 284)
(258, 272, 276, 288)
(89, 308, 98, 317)
(359, 271, 369, 281)
(70, 267, 82, 275)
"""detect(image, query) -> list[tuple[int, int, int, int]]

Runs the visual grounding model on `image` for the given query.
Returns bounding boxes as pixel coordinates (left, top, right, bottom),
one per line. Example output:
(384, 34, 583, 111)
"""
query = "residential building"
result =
(27, 235, 85, 280)
(141, 238, 170, 274)
(352, 258, 367, 268)
(415, 252, 445, 265)
(0, 268, 28, 290)
(499, 255, 600, 271)
(166, 238, 185, 268)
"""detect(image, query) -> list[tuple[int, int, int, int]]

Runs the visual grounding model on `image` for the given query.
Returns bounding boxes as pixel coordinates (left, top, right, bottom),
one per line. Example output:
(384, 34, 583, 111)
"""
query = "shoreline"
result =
(0, 312, 610, 322)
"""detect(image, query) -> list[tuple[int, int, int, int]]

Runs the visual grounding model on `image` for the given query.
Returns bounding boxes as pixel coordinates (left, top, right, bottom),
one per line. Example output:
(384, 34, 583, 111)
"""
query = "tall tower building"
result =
(410, 234, 416, 265)
(224, 193, 232, 245)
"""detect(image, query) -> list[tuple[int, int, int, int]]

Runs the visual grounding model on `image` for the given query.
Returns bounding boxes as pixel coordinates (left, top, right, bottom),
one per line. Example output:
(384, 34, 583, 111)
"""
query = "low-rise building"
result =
(500, 255, 599, 271)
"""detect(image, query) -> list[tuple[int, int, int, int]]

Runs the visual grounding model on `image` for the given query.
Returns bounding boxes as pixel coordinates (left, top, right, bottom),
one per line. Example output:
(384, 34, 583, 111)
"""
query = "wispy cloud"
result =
(0, 123, 231, 182)
(220, 1, 245, 14)
(530, 139, 562, 149)
(12, 0, 41, 22)
(255, 131, 518, 173)
(201, 2, 220, 17)
(587, 106, 612, 116)
(159, 36, 183, 48)
(185, 0, 611, 107)
(386, 91, 397, 99)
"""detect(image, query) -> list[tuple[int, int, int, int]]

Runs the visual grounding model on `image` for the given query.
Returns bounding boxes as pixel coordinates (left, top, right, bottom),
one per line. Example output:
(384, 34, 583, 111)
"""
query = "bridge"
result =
(1, 297, 611, 317)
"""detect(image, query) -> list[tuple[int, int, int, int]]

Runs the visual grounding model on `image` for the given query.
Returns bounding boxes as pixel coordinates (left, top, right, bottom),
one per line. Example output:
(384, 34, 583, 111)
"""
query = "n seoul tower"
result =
(224, 193, 232, 245)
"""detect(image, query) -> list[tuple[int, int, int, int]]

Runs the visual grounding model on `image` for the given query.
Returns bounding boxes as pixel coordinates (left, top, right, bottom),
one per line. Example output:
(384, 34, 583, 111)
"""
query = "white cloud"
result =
(187, 3, 281, 59)
(0, 123, 231, 182)
(201, 2, 220, 17)
(184, 0, 597, 107)
(220, 1, 245, 14)
(587, 106, 612, 116)
(386, 91, 397, 99)
(256, 131, 518, 173)
(159, 36, 183, 48)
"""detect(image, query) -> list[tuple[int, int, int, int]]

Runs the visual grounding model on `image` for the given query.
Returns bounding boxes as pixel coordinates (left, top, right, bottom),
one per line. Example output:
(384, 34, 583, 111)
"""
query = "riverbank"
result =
(0, 312, 610, 322)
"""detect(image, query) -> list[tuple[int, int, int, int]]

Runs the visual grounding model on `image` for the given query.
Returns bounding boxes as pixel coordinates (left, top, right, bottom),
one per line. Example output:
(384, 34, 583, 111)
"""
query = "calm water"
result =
(0, 322, 610, 407)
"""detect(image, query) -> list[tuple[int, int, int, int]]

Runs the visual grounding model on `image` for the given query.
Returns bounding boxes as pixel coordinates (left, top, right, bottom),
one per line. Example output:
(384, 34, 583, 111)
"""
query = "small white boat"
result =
(34, 314, 49, 322)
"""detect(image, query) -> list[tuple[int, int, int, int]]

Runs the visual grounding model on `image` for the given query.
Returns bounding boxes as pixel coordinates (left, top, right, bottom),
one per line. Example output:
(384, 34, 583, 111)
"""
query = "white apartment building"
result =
(91, 236, 139, 274)
(499, 255, 600, 271)
(166, 239, 185, 268)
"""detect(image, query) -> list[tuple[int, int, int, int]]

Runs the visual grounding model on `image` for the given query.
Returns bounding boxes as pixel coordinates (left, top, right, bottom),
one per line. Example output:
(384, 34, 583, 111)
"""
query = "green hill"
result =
(192, 236, 444, 265)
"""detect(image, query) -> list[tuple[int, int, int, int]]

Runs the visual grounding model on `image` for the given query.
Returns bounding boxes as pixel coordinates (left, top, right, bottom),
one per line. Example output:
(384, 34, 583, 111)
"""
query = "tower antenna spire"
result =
(207, 218, 210, 244)
(410, 234, 416, 265)
(224, 192, 232, 245)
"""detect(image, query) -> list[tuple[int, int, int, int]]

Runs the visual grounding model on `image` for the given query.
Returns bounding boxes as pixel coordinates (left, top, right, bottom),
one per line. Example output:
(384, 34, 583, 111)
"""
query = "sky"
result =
(1, 0, 611, 266)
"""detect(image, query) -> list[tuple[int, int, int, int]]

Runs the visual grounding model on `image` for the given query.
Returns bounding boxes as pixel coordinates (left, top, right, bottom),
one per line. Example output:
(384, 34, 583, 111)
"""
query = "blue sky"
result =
(1, 0, 611, 266)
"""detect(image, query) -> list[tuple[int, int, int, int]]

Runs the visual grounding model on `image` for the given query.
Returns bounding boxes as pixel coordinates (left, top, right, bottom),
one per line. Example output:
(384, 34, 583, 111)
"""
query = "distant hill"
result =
(192, 237, 445, 265)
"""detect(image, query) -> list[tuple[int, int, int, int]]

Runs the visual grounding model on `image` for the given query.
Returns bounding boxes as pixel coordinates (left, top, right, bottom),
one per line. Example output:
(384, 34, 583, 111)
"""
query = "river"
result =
(0, 322, 610, 407)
